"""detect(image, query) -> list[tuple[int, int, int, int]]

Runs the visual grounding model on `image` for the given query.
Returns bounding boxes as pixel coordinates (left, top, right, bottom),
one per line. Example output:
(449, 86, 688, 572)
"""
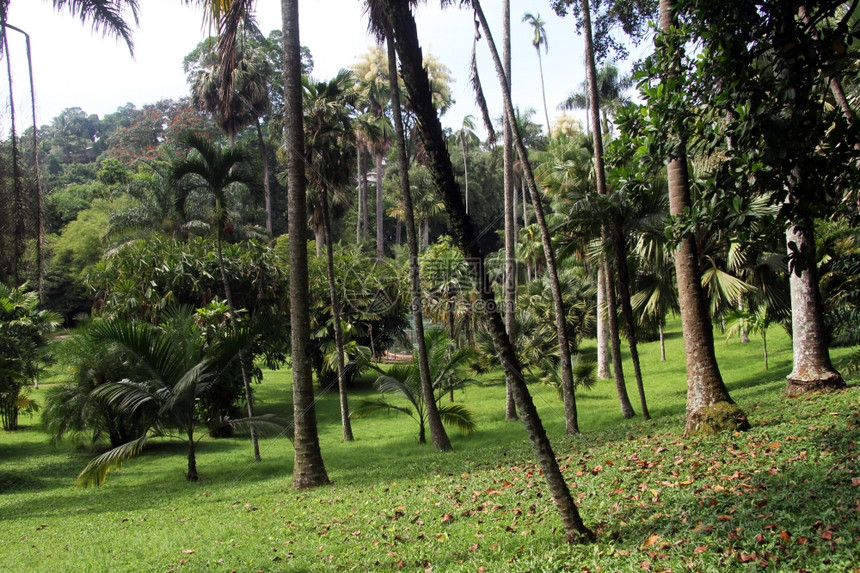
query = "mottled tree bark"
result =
(502, 0, 518, 422)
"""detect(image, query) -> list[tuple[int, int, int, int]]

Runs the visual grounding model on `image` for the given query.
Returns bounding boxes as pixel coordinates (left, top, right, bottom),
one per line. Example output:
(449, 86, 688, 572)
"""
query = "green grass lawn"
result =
(1, 321, 858, 572)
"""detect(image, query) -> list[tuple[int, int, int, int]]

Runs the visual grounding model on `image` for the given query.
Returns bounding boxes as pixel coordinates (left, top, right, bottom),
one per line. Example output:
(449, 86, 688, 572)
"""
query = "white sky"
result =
(2, 1, 646, 138)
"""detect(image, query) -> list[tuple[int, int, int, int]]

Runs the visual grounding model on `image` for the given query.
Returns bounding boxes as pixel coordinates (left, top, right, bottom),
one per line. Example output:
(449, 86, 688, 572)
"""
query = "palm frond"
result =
(76, 433, 149, 488)
(437, 403, 477, 434)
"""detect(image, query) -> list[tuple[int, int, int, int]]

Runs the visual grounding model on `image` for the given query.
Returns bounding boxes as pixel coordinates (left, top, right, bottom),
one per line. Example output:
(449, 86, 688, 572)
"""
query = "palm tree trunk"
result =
(502, 0, 518, 422)
(322, 187, 354, 442)
(375, 151, 384, 261)
(4, 29, 23, 285)
(386, 30, 451, 451)
(462, 141, 469, 215)
(659, 321, 666, 362)
(282, 0, 330, 489)
(603, 260, 635, 418)
(378, 0, 593, 542)
(596, 265, 611, 377)
(251, 117, 273, 235)
(476, 1, 580, 434)
(537, 48, 551, 135)
(660, 0, 749, 436)
(356, 149, 364, 243)
(785, 221, 845, 394)
(186, 435, 198, 482)
(613, 228, 650, 420)
(582, 0, 632, 411)
(8, 24, 45, 300)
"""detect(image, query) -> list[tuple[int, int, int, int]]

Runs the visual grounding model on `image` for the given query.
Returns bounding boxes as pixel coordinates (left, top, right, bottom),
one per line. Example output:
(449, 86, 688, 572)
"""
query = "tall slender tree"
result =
(380, 17, 452, 451)
(303, 70, 359, 442)
(502, 0, 518, 421)
(369, 0, 593, 542)
(282, 0, 330, 488)
(476, 1, 583, 434)
(171, 133, 262, 460)
(522, 11, 551, 135)
(580, 0, 648, 419)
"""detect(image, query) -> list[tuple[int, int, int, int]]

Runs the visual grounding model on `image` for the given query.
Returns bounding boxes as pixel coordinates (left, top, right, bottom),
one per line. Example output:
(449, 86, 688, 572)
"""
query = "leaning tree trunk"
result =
(282, 0, 330, 489)
(660, 0, 749, 435)
(785, 221, 845, 394)
(477, 0, 581, 434)
(502, 0, 518, 422)
(322, 186, 354, 442)
(386, 27, 451, 452)
(379, 0, 593, 542)
(582, 0, 633, 410)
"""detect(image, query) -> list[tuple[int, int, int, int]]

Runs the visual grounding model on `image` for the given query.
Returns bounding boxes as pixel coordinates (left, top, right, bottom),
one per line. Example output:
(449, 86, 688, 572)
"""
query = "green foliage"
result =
(351, 328, 477, 443)
(75, 307, 286, 486)
(0, 283, 60, 431)
(43, 318, 155, 447)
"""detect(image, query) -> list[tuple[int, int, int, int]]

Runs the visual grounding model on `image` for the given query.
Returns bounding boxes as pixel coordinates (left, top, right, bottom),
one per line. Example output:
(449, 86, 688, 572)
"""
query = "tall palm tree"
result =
(186, 32, 276, 233)
(522, 11, 551, 135)
(353, 45, 394, 262)
(560, 62, 632, 137)
(502, 0, 518, 421)
(302, 69, 359, 442)
(362, 8, 452, 451)
(171, 133, 262, 460)
(369, 0, 593, 543)
(198, 0, 330, 490)
(282, 0, 330, 489)
(659, 0, 748, 435)
(579, 0, 646, 419)
(452, 115, 479, 215)
(476, 2, 584, 434)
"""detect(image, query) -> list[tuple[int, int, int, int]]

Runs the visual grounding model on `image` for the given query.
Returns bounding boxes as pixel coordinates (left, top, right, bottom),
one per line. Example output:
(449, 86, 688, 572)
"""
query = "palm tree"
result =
(522, 11, 551, 135)
(171, 133, 261, 460)
(196, 0, 330, 491)
(282, 0, 330, 489)
(363, 10, 453, 451)
(351, 328, 476, 444)
(659, 0, 749, 435)
(476, 2, 584, 434)
(502, 0, 517, 422)
(353, 45, 394, 262)
(74, 309, 283, 486)
(186, 31, 275, 233)
(303, 69, 359, 442)
(560, 62, 632, 137)
(785, 223, 846, 394)
(452, 115, 479, 215)
(368, 0, 593, 543)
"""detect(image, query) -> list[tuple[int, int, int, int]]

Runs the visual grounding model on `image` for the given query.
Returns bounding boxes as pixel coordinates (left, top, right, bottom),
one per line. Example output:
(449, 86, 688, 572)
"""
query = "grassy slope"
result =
(0, 320, 857, 572)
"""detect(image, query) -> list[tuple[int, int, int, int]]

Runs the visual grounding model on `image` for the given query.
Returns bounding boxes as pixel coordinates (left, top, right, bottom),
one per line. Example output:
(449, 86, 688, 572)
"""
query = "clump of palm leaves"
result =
(350, 328, 477, 444)
(539, 353, 597, 399)
(74, 306, 287, 486)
